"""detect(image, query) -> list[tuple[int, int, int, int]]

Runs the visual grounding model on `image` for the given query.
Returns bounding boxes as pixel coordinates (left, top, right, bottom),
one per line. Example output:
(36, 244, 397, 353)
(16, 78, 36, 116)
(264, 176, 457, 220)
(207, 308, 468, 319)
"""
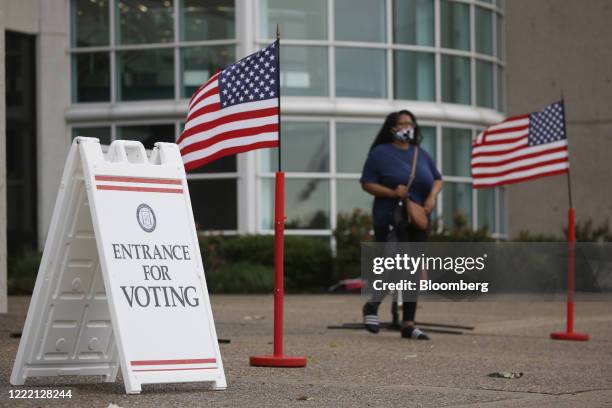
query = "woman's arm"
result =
(362, 182, 407, 199)
(423, 180, 443, 214)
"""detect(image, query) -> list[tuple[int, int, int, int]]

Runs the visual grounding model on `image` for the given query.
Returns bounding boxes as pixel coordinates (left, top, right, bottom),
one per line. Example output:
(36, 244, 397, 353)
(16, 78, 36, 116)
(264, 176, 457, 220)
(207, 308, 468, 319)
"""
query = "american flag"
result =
(471, 101, 569, 188)
(178, 41, 280, 170)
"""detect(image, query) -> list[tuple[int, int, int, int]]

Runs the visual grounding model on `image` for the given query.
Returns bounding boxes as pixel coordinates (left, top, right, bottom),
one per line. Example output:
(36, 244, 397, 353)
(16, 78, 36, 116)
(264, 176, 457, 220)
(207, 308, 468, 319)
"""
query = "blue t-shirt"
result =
(360, 143, 442, 227)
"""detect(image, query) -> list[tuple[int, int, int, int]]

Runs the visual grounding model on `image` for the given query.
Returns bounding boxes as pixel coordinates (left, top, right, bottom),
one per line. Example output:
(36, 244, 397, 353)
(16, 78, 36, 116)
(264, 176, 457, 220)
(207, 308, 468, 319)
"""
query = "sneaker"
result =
(401, 326, 430, 340)
(362, 303, 380, 334)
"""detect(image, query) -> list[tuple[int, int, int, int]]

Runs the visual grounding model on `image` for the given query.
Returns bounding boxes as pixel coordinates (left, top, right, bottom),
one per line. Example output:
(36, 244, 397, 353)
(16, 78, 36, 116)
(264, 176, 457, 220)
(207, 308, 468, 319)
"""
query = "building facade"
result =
(1, 0, 521, 310)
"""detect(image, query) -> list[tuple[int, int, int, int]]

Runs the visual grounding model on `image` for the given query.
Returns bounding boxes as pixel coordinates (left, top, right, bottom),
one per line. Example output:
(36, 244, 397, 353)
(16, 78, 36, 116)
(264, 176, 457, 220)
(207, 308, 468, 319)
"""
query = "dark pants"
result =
(366, 223, 429, 322)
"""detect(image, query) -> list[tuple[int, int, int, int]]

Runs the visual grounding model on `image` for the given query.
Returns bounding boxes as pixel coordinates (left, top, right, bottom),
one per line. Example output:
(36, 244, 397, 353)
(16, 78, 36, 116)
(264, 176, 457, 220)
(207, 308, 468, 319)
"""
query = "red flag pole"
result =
(250, 26, 307, 367)
(550, 99, 589, 341)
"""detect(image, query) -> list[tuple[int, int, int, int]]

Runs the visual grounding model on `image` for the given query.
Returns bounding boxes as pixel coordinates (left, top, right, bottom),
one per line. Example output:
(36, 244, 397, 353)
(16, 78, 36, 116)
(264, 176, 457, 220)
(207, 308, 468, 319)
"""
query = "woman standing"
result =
(360, 110, 442, 340)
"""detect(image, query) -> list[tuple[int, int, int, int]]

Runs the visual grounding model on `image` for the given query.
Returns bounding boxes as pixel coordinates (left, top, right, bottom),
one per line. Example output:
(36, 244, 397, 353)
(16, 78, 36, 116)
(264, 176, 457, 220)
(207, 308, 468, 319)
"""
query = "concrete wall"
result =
(36, 1, 70, 248)
(504, 0, 612, 238)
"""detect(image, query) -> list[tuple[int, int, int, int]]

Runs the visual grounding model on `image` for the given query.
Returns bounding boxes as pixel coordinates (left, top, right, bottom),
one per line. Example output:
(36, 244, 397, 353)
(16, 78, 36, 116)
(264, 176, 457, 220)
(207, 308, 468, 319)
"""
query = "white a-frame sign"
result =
(11, 137, 226, 394)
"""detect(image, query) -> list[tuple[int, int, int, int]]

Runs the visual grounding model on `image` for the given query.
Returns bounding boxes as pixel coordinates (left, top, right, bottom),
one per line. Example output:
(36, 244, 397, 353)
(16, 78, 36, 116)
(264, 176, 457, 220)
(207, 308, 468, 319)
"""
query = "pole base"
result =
(250, 355, 307, 367)
(550, 332, 590, 341)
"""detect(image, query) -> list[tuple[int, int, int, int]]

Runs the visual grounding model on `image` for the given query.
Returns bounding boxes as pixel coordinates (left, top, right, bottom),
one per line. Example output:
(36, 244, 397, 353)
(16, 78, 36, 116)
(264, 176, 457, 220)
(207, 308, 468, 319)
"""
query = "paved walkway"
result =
(1, 295, 611, 407)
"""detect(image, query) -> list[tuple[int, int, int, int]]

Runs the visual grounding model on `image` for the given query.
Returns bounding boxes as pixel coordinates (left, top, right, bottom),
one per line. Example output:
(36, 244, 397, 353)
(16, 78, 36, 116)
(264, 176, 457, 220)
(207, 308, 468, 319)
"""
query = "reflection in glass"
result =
(72, 0, 109, 47)
(337, 179, 372, 218)
(118, 49, 174, 100)
(116, 124, 175, 149)
(182, 46, 235, 97)
(477, 187, 496, 232)
(496, 13, 503, 58)
(181, 0, 235, 41)
(189, 155, 237, 174)
(280, 46, 328, 96)
(499, 187, 507, 234)
(476, 60, 494, 108)
(261, 178, 330, 229)
(393, 0, 434, 46)
(497, 65, 504, 111)
(260, 122, 329, 173)
(71, 127, 112, 145)
(442, 128, 471, 177)
(475, 7, 493, 55)
(336, 123, 380, 173)
(441, 0, 470, 51)
(394, 51, 435, 101)
(419, 126, 437, 162)
(73, 53, 110, 102)
(335, 0, 386, 43)
(260, 0, 327, 40)
(117, 0, 173, 45)
(336, 48, 386, 98)
(443, 182, 472, 228)
(188, 179, 237, 230)
(442, 55, 470, 104)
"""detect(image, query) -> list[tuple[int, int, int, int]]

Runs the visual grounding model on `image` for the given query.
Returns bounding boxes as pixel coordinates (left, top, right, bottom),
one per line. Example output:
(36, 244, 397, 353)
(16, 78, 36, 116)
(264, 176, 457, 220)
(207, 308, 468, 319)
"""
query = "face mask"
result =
(394, 128, 415, 143)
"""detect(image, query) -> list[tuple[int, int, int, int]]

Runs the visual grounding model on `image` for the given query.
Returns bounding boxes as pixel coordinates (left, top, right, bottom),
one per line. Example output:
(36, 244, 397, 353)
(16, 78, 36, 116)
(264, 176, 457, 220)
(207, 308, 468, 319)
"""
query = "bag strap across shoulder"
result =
(406, 145, 419, 191)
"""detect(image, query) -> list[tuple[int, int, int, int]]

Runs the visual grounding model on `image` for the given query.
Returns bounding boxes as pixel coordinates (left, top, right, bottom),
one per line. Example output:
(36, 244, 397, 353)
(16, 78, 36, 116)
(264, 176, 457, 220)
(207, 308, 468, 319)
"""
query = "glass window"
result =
(475, 7, 493, 55)
(181, 0, 235, 41)
(188, 154, 237, 174)
(419, 126, 437, 162)
(260, 0, 327, 40)
(441, 0, 470, 51)
(280, 46, 328, 96)
(73, 53, 110, 102)
(260, 122, 329, 173)
(71, 126, 112, 145)
(496, 13, 503, 58)
(442, 127, 471, 177)
(72, 0, 109, 47)
(117, 0, 174, 45)
(189, 179, 237, 230)
(182, 46, 235, 97)
(499, 186, 507, 234)
(393, 0, 434, 46)
(116, 124, 175, 149)
(117, 49, 174, 101)
(476, 60, 494, 108)
(261, 178, 330, 229)
(477, 187, 495, 231)
(335, 0, 386, 43)
(337, 179, 372, 217)
(443, 182, 472, 228)
(336, 123, 380, 173)
(497, 65, 504, 111)
(394, 51, 435, 101)
(336, 48, 386, 98)
(441, 55, 470, 104)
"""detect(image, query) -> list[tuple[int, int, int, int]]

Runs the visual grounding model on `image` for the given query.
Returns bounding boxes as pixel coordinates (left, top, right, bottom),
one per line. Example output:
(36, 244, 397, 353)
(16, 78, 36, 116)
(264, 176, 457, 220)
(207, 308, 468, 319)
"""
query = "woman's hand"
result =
(394, 184, 408, 198)
(423, 196, 436, 215)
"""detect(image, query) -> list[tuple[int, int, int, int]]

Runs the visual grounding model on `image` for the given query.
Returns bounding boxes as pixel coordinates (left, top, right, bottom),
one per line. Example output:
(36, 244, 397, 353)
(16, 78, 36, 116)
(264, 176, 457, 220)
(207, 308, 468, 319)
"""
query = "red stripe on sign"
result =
(95, 175, 182, 185)
(96, 185, 183, 194)
(130, 358, 216, 366)
(133, 367, 219, 372)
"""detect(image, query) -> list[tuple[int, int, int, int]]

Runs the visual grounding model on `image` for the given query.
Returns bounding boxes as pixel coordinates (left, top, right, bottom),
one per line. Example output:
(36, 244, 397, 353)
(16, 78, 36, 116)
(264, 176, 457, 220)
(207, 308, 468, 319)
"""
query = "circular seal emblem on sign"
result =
(136, 204, 156, 233)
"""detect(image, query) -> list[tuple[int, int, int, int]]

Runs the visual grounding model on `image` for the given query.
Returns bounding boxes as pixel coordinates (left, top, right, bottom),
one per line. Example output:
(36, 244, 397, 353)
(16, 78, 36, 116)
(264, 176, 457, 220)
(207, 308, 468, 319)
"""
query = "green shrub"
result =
(333, 209, 373, 280)
(198, 234, 333, 292)
(205, 262, 273, 293)
(8, 249, 42, 295)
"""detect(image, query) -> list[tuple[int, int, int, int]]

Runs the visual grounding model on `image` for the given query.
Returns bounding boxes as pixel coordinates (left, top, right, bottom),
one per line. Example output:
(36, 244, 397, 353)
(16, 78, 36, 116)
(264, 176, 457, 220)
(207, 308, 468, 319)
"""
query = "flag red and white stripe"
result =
(471, 103, 569, 188)
(178, 42, 279, 171)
